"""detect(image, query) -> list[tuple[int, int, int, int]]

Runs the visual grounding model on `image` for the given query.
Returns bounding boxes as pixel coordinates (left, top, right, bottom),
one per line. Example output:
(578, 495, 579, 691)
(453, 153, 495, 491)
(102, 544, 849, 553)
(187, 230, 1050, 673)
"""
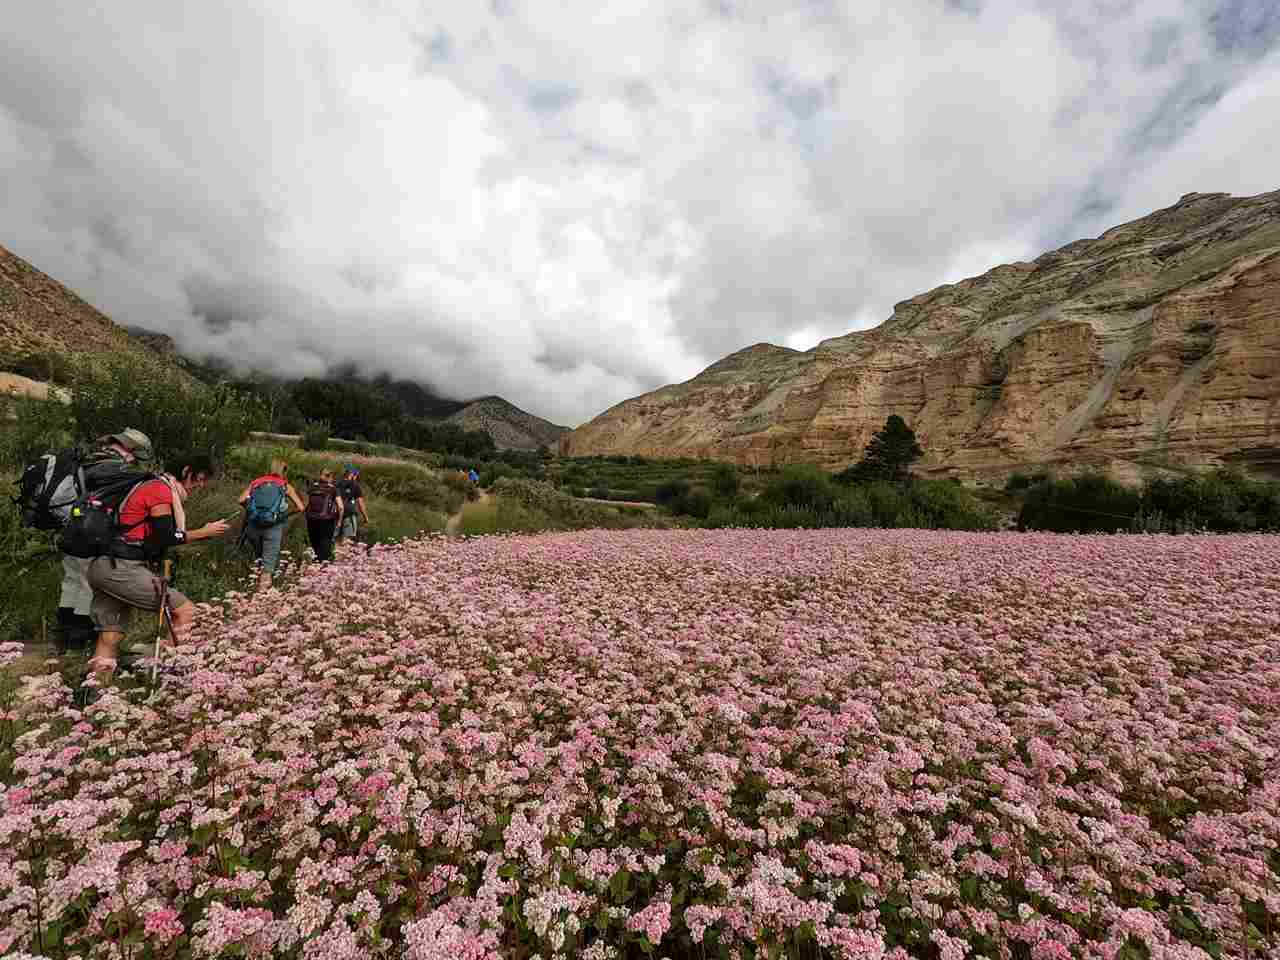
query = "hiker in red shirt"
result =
(82, 453, 230, 699)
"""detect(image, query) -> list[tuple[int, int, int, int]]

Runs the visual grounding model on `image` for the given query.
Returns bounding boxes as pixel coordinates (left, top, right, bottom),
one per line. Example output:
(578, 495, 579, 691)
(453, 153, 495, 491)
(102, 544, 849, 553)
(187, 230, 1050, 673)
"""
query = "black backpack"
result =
(60, 472, 158, 560)
(15, 449, 86, 530)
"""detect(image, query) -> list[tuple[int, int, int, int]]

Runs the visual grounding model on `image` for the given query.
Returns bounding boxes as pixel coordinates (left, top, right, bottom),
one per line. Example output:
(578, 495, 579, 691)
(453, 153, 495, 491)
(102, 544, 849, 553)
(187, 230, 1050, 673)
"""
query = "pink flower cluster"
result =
(1, 528, 1277, 958)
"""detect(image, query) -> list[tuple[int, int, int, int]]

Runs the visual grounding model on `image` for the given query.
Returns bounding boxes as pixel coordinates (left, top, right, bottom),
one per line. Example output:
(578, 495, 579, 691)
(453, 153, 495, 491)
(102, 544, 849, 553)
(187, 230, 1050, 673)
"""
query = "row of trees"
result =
(1016, 470, 1280, 533)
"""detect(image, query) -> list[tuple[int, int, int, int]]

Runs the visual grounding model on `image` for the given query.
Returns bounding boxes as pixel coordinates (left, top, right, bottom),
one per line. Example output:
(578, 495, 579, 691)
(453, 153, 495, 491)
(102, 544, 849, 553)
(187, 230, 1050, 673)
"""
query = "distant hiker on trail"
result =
(77, 453, 230, 704)
(238, 459, 306, 589)
(335, 465, 369, 544)
(304, 467, 344, 562)
(16, 427, 154, 656)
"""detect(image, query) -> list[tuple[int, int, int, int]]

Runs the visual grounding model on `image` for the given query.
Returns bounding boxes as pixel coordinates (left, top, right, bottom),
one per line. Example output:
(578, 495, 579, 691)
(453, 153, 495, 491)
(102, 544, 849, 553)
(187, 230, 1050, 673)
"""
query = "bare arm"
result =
(287, 483, 307, 514)
(356, 496, 369, 522)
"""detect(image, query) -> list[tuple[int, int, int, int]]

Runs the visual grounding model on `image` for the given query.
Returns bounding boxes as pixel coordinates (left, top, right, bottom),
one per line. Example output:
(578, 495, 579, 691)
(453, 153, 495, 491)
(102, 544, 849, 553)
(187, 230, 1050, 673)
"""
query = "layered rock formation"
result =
(562, 190, 1280, 482)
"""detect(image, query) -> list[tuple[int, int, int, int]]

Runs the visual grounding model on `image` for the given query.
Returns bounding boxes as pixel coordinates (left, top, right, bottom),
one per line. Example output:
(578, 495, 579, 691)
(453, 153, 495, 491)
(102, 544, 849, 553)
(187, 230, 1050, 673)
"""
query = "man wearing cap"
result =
(55, 428, 154, 655)
(335, 465, 369, 544)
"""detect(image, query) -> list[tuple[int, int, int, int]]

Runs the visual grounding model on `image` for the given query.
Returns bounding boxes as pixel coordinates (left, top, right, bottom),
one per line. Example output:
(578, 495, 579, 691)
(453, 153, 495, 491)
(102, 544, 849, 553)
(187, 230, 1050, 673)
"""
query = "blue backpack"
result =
(246, 478, 289, 528)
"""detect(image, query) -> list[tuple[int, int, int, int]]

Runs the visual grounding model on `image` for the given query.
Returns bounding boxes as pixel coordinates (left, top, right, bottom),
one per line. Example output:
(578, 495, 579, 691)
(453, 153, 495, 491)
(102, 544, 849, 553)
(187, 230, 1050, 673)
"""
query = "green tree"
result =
(710, 462, 740, 498)
(847, 415, 923, 482)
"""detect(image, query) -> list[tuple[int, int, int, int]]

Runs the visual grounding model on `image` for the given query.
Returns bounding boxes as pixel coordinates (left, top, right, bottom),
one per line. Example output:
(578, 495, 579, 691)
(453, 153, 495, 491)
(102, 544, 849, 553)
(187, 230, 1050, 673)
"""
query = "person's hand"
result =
(200, 519, 232, 538)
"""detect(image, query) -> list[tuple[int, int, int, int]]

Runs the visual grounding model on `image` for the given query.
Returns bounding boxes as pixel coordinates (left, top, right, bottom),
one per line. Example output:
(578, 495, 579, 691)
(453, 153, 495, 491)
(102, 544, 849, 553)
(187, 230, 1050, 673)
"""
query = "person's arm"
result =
(287, 483, 307, 514)
(237, 485, 251, 506)
(147, 503, 229, 545)
(336, 495, 344, 523)
(356, 495, 370, 523)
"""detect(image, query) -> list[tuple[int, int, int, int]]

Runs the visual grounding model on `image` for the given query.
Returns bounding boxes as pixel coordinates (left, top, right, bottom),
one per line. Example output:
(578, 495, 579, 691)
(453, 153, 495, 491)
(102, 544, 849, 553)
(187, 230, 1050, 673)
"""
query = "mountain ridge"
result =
(561, 189, 1280, 481)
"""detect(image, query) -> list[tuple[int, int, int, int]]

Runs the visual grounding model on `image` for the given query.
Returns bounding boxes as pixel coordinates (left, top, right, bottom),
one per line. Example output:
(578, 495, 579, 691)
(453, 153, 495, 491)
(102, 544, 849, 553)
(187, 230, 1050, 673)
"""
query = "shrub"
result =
(300, 419, 331, 451)
(0, 393, 75, 469)
(673, 489, 712, 519)
(588, 484, 611, 500)
(762, 465, 839, 511)
(655, 478, 691, 507)
(1136, 470, 1280, 533)
(65, 355, 266, 462)
(1017, 473, 1140, 532)
(710, 462, 740, 498)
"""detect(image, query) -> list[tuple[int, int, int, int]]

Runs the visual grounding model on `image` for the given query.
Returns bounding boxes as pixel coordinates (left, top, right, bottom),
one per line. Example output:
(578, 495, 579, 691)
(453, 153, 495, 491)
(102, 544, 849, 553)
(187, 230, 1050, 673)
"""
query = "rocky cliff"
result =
(562, 190, 1280, 482)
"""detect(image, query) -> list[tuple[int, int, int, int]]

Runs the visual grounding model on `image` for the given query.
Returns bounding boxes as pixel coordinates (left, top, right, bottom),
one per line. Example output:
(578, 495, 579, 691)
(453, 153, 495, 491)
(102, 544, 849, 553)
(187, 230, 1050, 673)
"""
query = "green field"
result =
(548, 455, 774, 502)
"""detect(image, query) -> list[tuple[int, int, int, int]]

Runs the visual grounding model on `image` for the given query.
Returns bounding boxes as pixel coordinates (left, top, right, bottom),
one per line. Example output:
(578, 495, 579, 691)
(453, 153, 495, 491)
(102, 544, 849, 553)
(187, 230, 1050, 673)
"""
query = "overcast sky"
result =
(3, 1, 1278, 425)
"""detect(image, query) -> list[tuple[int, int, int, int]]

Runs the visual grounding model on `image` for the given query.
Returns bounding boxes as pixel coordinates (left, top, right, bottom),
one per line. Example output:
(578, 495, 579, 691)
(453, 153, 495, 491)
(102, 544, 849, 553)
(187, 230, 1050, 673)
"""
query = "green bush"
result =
(673, 489, 712, 519)
(762, 465, 839, 512)
(710, 463, 740, 498)
(655, 478, 690, 507)
(588, 484, 610, 500)
(702, 475, 995, 531)
(1004, 471, 1048, 492)
(65, 355, 266, 462)
(300, 419, 331, 451)
(1017, 473, 1141, 533)
(0, 394, 75, 469)
(1135, 470, 1280, 533)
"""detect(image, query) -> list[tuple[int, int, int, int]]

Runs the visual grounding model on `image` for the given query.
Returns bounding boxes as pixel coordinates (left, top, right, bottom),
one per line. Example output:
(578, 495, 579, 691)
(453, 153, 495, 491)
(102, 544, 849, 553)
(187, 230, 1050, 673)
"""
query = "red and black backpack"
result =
(305, 480, 340, 521)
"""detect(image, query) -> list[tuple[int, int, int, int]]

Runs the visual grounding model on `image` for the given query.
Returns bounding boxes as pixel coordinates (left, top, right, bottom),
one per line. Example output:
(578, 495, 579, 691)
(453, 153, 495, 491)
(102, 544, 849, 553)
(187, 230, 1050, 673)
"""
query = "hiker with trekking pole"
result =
(15, 427, 157, 656)
(62, 452, 230, 706)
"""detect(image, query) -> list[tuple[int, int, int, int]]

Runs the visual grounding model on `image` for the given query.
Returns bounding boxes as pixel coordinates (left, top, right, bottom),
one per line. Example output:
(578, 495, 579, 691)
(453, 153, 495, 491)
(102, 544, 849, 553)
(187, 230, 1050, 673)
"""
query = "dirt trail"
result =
(446, 490, 490, 535)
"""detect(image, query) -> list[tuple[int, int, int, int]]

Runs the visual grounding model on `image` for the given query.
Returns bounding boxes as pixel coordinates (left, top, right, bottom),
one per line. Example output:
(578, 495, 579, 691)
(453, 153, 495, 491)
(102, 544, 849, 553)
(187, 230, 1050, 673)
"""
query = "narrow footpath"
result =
(446, 489, 490, 535)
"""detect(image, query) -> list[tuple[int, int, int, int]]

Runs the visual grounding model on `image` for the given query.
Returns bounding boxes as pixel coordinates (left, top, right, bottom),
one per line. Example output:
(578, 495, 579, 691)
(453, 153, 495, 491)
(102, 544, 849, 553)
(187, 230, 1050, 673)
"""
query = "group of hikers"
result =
(18, 427, 369, 705)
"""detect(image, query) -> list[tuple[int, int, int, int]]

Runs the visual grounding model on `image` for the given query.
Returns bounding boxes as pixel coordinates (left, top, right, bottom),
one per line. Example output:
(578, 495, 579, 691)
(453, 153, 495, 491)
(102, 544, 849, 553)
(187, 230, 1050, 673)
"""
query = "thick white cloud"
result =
(1, 0, 1276, 425)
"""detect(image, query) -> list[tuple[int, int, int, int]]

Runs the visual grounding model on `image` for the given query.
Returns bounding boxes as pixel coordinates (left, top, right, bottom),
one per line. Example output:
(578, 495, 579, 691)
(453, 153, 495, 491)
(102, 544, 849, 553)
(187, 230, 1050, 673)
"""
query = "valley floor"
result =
(2, 528, 1275, 958)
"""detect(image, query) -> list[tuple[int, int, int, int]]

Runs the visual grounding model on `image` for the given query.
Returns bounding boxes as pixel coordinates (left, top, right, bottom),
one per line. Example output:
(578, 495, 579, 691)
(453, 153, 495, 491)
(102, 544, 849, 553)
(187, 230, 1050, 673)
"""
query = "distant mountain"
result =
(448, 396, 570, 451)
(368, 375, 469, 420)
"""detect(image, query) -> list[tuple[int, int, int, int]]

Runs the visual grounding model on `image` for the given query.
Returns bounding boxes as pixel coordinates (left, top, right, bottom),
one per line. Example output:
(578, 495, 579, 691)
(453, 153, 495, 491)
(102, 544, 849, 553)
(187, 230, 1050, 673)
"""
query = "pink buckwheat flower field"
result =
(2, 528, 1278, 960)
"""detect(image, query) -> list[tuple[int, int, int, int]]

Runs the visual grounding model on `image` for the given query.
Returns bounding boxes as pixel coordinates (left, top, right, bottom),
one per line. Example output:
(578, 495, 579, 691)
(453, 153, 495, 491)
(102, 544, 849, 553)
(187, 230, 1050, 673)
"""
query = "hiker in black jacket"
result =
(303, 468, 344, 561)
(335, 465, 369, 544)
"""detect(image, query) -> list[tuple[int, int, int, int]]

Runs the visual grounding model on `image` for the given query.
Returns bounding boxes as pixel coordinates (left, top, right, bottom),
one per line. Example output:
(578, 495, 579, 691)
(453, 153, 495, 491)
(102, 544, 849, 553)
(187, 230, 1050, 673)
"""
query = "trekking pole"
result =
(149, 558, 173, 692)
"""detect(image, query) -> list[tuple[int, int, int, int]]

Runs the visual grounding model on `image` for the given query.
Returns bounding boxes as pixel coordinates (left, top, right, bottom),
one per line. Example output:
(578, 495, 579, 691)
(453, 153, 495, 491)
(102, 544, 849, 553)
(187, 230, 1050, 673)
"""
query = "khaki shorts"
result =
(87, 558, 190, 632)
